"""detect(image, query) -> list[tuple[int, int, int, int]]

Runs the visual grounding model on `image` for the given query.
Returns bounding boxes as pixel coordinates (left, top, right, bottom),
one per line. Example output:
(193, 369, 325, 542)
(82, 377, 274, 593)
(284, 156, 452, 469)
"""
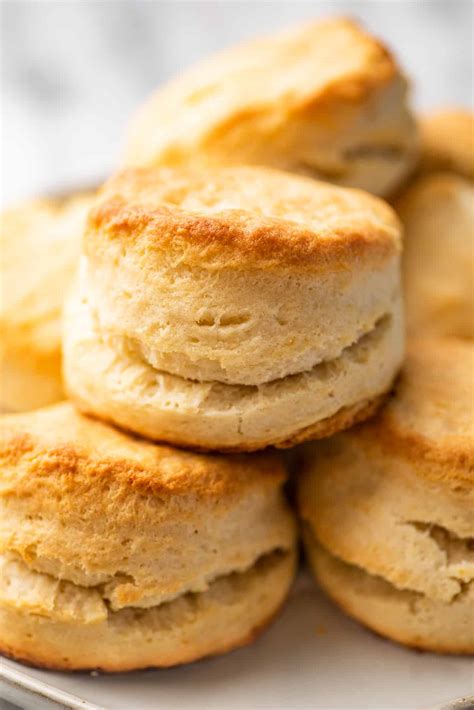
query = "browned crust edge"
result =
(73, 391, 388, 454)
(88, 195, 399, 274)
(273, 391, 388, 450)
(0, 608, 280, 672)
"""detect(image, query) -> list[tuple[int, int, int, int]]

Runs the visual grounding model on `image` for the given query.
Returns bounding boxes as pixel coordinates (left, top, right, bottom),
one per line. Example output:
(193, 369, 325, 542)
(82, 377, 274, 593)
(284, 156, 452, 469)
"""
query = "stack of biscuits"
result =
(1, 17, 472, 671)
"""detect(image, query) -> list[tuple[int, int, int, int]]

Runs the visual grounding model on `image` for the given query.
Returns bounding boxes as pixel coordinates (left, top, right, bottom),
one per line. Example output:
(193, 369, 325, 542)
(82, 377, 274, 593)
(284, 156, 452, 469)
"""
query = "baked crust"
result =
(1, 402, 285, 497)
(272, 392, 387, 450)
(361, 338, 474, 477)
(124, 18, 418, 197)
(87, 165, 401, 274)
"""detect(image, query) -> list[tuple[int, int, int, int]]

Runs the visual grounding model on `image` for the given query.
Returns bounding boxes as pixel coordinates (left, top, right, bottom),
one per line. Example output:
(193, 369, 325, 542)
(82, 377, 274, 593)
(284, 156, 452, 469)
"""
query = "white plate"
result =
(1, 571, 472, 710)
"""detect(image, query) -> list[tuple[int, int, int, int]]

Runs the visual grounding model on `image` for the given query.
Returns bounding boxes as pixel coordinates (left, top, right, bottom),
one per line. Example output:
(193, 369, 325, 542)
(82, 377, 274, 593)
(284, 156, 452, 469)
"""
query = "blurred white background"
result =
(1, 0, 472, 205)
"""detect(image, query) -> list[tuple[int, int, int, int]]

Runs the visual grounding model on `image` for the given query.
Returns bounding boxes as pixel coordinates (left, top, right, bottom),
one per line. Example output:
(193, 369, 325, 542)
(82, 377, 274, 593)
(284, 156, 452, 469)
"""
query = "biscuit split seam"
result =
(305, 530, 474, 608)
(0, 549, 291, 623)
(106, 313, 394, 394)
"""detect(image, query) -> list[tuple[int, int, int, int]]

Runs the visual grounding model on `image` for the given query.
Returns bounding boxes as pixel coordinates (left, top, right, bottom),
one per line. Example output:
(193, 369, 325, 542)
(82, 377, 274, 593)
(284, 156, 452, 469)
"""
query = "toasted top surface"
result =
(124, 17, 398, 165)
(0, 192, 93, 351)
(420, 108, 474, 179)
(359, 338, 474, 472)
(86, 166, 400, 272)
(0, 403, 285, 497)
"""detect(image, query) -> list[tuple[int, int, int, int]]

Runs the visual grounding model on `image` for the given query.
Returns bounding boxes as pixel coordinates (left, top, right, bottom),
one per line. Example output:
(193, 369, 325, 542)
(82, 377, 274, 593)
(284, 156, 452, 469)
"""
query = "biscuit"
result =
(0, 192, 93, 411)
(0, 403, 296, 671)
(298, 338, 474, 654)
(396, 173, 474, 338)
(419, 108, 473, 179)
(63, 165, 404, 451)
(124, 18, 418, 198)
(304, 537, 474, 655)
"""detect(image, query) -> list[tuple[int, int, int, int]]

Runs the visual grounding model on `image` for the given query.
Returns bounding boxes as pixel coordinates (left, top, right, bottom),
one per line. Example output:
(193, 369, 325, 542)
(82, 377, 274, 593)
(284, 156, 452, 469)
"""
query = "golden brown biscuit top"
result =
(0, 193, 93, 351)
(86, 165, 400, 272)
(420, 108, 474, 179)
(358, 338, 474, 475)
(125, 18, 397, 166)
(0, 403, 285, 497)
